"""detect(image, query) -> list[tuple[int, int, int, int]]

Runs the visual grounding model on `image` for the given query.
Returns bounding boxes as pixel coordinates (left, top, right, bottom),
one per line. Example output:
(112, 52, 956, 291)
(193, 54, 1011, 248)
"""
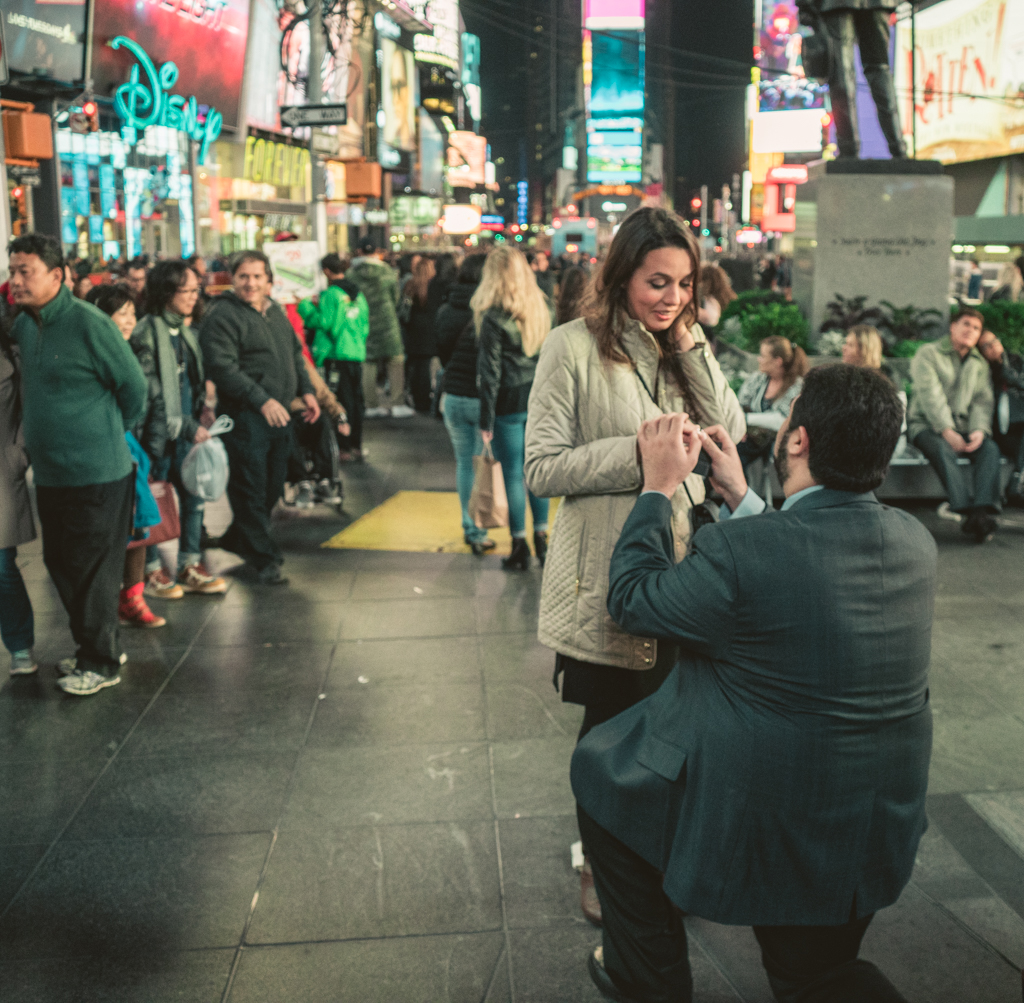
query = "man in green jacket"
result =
(347, 240, 412, 417)
(8, 234, 147, 696)
(199, 251, 318, 585)
(907, 307, 1002, 542)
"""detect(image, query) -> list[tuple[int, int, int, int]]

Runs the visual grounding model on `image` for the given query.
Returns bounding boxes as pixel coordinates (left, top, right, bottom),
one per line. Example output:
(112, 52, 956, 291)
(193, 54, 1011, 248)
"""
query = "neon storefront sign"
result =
(110, 35, 223, 164)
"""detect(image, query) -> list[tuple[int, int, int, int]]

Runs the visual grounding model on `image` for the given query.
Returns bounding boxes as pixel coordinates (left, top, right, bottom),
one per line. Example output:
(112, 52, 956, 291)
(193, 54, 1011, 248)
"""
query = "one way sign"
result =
(280, 104, 347, 128)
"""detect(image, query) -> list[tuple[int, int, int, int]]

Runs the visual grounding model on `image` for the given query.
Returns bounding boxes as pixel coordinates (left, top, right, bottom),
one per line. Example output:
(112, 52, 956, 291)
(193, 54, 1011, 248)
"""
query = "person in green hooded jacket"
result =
(298, 253, 370, 457)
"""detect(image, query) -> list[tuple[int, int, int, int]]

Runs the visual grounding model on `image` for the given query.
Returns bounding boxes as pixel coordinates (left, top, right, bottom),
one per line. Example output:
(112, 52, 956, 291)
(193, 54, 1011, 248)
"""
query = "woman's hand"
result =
(193, 426, 211, 444)
(674, 325, 696, 353)
(480, 430, 494, 445)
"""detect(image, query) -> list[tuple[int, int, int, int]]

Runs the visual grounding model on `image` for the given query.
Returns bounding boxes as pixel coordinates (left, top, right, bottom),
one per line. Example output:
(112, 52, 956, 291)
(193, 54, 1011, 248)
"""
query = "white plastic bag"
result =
(181, 415, 234, 501)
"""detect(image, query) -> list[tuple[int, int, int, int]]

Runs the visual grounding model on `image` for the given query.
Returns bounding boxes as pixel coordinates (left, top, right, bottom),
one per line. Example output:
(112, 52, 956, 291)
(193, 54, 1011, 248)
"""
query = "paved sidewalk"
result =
(1, 414, 1023, 1001)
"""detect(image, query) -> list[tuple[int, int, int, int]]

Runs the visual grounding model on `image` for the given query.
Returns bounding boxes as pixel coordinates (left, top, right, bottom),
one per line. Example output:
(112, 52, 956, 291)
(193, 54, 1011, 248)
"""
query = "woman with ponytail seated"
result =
(736, 335, 808, 474)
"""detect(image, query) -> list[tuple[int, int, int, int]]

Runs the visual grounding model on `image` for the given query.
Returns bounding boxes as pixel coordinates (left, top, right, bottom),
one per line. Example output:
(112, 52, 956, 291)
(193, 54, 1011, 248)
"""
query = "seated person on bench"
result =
(907, 307, 1001, 543)
(978, 329, 1024, 507)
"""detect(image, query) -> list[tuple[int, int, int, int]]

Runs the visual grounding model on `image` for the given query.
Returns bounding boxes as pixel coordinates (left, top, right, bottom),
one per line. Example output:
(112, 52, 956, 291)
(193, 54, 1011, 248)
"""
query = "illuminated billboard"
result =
(894, 0, 1024, 164)
(584, 0, 645, 31)
(380, 40, 418, 154)
(92, 0, 250, 129)
(447, 130, 487, 187)
(5, 0, 86, 83)
(410, 0, 461, 70)
(587, 29, 644, 184)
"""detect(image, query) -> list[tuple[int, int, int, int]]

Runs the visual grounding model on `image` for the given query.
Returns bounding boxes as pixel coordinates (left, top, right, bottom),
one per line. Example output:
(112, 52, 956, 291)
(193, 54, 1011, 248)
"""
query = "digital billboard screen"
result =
(92, 0, 249, 129)
(380, 39, 418, 153)
(587, 29, 644, 184)
(584, 0, 644, 31)
(894, 0, 1024, 164)
(5, 0, 86, 83)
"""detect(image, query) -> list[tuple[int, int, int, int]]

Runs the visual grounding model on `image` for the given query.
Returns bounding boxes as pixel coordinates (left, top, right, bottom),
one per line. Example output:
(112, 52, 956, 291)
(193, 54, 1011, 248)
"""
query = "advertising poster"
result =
(447, 130, 487, 187)
(419, 109, 445, 193)
(584, 0, 645, 31)
(4, 0, 86, 83)
(587, 29, 643, 184)
(92, 0, 249, 128)
(895, 0, 1024, 164)
(410, 0, 461, 70)
(265, 240, 324, 304)
(380, 38, 418, 152)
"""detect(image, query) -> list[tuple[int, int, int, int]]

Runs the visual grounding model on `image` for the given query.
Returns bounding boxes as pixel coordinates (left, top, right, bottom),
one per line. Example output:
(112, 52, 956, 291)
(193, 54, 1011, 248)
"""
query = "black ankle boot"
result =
(502, 537, 530, 570)
(533, 531, 548, 567)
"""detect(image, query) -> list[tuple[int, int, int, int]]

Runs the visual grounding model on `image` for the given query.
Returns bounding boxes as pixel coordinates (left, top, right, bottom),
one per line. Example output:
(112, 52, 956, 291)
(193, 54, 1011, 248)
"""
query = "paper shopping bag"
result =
(469, 443, 509, 529)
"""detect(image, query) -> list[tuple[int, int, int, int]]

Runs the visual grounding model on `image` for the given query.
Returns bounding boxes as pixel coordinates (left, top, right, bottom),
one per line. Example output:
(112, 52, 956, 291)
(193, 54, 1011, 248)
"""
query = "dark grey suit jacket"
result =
(571, 489, 936, 926)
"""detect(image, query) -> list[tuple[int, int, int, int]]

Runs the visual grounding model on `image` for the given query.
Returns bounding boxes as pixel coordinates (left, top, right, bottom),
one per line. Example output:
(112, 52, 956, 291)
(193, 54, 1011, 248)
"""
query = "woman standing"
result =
(524, 207, 744, 923)
(696, 262, 737, 334)
(555, 265, 589, 327)
(436, 254, 494, 554)
(133, 261, 227, 600)
(403, 256, 438, 412)
(736, 335, 807, 472)
(475, 248, 552, 569)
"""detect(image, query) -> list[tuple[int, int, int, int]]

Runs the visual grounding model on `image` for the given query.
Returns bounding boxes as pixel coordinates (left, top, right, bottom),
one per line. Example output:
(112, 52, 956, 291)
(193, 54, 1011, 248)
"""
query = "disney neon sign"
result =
(110, 36, 222, 165)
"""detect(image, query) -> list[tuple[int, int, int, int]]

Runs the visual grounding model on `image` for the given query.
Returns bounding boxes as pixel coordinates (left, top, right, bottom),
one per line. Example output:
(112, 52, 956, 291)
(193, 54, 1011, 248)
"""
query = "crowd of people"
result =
(3, 207, 1024, 999)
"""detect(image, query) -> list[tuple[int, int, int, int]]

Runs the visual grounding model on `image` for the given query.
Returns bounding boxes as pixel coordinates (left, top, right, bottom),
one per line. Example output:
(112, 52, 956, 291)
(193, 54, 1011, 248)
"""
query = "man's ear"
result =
(789, 425, 811, 459)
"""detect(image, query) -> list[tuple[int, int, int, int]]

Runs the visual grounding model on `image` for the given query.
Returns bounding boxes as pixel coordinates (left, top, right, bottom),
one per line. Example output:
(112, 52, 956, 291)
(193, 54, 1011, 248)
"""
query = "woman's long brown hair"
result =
(583, 206, 706, 422)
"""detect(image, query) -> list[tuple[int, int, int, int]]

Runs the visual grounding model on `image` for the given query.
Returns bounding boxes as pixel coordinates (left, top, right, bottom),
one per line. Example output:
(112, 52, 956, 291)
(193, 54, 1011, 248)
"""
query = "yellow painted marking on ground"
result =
(322, 490, 559, 555)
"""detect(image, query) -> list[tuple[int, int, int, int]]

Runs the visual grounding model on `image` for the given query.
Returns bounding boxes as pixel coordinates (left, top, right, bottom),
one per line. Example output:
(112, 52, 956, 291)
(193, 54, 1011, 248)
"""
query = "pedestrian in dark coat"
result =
(574, 365, 934, 1003)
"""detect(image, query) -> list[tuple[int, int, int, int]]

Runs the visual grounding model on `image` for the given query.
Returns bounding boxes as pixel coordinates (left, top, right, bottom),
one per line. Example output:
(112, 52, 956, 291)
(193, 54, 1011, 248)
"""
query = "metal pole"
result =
(911, 3, 916, 159)
(0, 113, 11, 279)
(308, 0, 328, 253)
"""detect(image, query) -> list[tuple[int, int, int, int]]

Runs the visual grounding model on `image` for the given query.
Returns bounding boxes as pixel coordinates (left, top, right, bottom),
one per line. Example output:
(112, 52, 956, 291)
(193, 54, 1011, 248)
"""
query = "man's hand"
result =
(963, 430, 985, 453)
(261, 398, 292, 428)
(698, 425, 749, 513)
(193, 426, 212, 444)
(338, 421, 351, 437)
(941, 428, 968, 453)
(637, 413, 702, 498)
(480, 430, 494, 446)
(301, 394, 321, 424)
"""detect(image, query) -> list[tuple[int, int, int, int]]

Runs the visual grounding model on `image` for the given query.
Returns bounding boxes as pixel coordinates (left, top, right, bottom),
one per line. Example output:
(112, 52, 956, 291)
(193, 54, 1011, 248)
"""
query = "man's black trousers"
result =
(221, 411, 292, 571)
(577, 807, 909, 1003)
(36, 472, 134, 678)
(913, 430, 1003, 513)
(323, 359, 363, 451)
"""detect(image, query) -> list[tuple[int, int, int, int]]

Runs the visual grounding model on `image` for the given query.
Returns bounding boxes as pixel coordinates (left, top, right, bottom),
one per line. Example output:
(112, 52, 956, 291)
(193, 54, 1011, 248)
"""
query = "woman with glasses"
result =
(132, 260, 226, 602)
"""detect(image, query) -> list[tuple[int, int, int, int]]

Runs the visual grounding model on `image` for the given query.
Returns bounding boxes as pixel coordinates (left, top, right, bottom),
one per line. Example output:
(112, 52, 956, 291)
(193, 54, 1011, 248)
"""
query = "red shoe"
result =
(119, 583, 167, 628)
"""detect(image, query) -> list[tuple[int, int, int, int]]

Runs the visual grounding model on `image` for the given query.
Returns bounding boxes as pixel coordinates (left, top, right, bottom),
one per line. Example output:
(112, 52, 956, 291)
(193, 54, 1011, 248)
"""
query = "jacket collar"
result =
(785, 487, 879, 513)
(36, 284, 74, 326)
(937, 334, 983, 365)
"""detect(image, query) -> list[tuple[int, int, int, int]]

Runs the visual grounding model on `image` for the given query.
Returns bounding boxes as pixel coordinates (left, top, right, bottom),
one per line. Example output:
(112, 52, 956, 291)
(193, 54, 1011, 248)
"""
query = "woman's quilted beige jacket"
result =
(525, 317, 745, 670)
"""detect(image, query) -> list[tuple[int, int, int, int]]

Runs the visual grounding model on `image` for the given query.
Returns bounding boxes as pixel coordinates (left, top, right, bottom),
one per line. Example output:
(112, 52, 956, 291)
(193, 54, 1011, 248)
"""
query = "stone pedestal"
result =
(792, 160, 953, 339)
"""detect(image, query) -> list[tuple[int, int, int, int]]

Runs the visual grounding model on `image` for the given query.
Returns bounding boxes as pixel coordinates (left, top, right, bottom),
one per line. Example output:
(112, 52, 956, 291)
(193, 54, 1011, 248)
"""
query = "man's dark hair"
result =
(142, 260, 196, 318)
(358, 238, 378, 255)
(456, 253, 487, 286)
(229, 250, 272, 278)
(951, 306, 984, 325)
(790, 364, 904, 493)
(8, 234, 64, 272)
(127, 257, 148, 274)
(86, 283, 135, 318)
(321, 253, 346, 274)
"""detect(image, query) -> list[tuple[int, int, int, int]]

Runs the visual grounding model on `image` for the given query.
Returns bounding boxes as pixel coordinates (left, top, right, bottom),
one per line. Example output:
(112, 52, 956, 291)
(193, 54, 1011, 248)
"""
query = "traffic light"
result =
(82, 100, 99, 132)
(690, 196, 702, 211)
(691, 218, 700, 228)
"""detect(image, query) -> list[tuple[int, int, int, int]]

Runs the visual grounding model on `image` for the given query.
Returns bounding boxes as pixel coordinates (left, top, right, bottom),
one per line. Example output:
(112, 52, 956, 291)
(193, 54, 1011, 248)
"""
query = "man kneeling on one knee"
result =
(908, 307, 1002, 542)
(573, 365, 934, 1003)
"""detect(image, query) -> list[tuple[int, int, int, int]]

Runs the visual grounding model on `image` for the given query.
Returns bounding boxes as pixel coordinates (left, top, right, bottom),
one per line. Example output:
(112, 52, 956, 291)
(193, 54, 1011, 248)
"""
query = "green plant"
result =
(717, 289, 789, 331)
(879, 302, 945, 343)
(890, 339, 925, 359)
(739, 302, 810, 351)
(964, 301, 1024, 354)
(820, 294, 885, 333)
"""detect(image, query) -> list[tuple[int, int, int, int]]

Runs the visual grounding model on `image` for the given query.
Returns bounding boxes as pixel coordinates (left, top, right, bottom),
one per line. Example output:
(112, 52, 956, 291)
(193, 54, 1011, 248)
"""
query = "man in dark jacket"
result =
(199, 251, 318, 585)
(574, 365, 933, 1003)
(979, 329, 1024, 505)
(799, 0, 905, 158)
(9, 234, 148, 696)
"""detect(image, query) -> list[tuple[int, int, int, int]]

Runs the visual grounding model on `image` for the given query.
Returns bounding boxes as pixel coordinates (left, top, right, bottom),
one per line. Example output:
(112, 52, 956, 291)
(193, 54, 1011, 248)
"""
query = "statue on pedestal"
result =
(799, 0, 907, 159)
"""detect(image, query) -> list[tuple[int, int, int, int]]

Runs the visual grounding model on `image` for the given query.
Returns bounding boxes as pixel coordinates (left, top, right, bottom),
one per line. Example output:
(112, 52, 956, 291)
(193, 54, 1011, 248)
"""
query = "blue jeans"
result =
(147, 434, 205, 572)
(442, 394, 488, 544)
(493, 411, 549, 538)
(0, 547, 34, 654)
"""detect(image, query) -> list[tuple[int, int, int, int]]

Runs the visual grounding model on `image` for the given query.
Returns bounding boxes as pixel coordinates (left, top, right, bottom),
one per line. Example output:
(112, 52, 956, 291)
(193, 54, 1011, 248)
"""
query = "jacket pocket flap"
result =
(635, 735, 687, 781)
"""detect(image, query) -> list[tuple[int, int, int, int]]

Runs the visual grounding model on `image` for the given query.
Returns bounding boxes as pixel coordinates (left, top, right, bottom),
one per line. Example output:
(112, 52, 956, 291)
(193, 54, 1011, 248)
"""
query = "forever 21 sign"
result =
(242, 136, 310, 187)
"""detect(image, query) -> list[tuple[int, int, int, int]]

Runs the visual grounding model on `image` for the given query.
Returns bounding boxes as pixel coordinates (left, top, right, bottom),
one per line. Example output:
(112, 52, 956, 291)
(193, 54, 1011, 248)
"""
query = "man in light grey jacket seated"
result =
(907, 306, 1000, 542)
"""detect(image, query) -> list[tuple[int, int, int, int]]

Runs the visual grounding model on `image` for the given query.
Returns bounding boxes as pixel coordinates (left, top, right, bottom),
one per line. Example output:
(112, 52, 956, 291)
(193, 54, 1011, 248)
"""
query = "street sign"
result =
(280, 104, 347, 129)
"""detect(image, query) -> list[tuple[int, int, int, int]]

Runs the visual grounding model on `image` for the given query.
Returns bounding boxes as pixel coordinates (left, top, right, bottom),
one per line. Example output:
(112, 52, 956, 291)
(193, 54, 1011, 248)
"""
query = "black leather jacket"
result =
(477, 307, 538, 432)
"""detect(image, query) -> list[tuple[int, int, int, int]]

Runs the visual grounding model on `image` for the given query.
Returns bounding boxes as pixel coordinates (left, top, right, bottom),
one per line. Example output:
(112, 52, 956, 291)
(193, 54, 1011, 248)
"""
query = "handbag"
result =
(127, 480, 181, 549)
(469, 442, 509, 529)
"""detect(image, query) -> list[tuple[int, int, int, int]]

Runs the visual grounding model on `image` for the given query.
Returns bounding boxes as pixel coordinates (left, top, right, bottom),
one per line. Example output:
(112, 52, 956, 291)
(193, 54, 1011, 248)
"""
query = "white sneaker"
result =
(10, 650, 37, 675)
(390, 404, 415, 418)
(937, 502, 962, 523)
(57, 670, 121, 696)
(364, 406, 390, 418)
(294, 481, 315, 509)
(57, 653, 127, 676)
(316, 478, 342, 504)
